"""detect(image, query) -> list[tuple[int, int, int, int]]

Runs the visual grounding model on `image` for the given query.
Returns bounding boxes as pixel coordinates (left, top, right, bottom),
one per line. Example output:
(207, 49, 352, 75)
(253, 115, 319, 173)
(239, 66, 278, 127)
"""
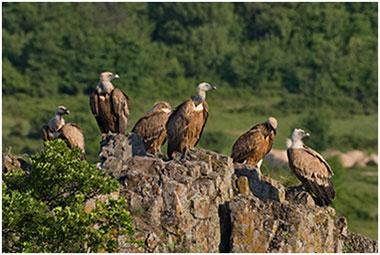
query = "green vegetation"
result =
(2, 2, 377, 241)
(2, 140, 135, 252)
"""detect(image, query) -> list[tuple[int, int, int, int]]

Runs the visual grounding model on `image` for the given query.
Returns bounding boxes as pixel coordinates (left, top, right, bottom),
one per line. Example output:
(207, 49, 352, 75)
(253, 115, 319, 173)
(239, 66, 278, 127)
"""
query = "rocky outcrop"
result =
(97, 134, 378, 253)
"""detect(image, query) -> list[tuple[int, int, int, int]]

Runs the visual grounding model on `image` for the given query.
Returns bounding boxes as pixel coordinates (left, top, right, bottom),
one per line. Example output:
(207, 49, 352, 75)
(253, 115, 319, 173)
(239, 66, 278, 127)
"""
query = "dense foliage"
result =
(3, 3, 377, 110)
(2, 140, 135, 252)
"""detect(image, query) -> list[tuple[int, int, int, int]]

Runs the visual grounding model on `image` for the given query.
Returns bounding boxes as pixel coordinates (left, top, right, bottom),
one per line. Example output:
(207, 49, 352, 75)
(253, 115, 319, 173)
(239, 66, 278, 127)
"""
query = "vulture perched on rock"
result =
(132, 101, 172, 154)
(89, 72, 129, 134)
(231, 117, 278, 170)
(166, 82, 216, 159)
(41, 106, 85, 157)
(287, 128, 335, 206)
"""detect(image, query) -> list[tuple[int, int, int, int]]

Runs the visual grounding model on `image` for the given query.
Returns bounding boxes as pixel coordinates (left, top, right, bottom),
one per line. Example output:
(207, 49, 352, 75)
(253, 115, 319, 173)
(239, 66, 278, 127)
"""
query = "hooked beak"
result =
(114, 74, 120, 79)
(212, 86, 217, 90)
(305, 132, 310, 137)
(65, 110, 70, 115)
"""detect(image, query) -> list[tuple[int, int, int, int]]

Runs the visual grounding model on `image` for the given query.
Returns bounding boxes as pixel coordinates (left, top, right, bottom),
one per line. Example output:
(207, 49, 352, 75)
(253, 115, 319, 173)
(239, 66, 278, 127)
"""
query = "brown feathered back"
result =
(89, 88, 129, 134)
(59, 123, 85, 154)
(132, 102, 172, 153)
(287, 145, 335, 206)
(231, 122, 276, 167)
(166, 99, 208, 158)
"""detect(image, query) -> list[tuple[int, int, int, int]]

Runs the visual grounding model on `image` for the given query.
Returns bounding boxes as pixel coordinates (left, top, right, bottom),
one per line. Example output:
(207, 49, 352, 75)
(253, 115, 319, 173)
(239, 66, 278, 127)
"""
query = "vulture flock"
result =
(41, 71, 335, 207)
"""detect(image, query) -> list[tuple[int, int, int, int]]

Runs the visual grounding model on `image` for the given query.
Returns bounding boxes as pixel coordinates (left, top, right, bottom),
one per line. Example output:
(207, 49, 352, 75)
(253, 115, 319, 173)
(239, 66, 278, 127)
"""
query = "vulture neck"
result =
(194, 89, 206, 102)
(50, 114, 65, 131)
(97, 81, 115, 94)
(291, 139, 304, 149)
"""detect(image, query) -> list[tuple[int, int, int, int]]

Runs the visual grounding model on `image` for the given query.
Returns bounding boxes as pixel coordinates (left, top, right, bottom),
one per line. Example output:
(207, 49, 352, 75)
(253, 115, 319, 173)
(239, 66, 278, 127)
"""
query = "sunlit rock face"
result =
(96, 139, 377, 253)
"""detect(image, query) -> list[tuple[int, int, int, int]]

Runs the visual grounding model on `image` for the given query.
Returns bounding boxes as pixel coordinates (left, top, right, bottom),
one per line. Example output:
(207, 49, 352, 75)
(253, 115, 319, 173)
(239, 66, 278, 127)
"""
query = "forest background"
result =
(2, 2, 378, 239)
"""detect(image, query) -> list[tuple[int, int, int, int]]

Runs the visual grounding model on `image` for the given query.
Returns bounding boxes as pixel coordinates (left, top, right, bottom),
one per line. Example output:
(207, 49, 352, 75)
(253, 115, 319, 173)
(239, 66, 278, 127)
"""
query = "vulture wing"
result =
(287, 147, 335, 206)
(166, 99, 194, 157)
(193, 101, 209, 147)
(111, 88, 129, 133)
(59, 123, 85, 154)
(231, 124, 272, 164)
(89, 90, 99, 116)
(132, 110, 171, 152)
(41, 125, 54, 141)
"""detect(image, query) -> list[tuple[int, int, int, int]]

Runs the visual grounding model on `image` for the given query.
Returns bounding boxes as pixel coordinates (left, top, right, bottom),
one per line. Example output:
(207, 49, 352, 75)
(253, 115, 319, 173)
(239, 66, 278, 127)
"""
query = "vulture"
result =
(89, 72, 129, 134)
(41, 106, 86, 157)
(231, 117, 278, 170)
(166, 82, 216, 159)
(287, 128, 335, 206)
(132, 101, 172, 154)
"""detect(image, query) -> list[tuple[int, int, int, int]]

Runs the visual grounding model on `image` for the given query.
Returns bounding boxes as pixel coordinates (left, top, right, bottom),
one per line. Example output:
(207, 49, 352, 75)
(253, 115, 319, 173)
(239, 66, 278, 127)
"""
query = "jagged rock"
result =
(343, 232, 378, 253)
(97, 133, 146, 178)
(230, 195, 340, 252)
(97, 145, 377, 253)
(234, 163, 286, 202)
(286, 185, 315, 207)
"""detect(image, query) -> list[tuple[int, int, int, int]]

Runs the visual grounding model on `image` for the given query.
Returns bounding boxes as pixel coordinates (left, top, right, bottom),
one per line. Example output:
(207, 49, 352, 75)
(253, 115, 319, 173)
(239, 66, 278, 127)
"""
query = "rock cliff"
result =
(97, 134, 377, 253)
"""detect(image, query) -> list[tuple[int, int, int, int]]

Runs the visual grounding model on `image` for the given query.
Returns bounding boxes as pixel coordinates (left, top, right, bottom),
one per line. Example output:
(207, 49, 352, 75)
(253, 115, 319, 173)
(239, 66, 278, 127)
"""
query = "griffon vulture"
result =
(231, 117, 278, 170)
(166, 82, 216, 159)
(132, 101, 172, 154)
(89, 72, 129, 134)
(41, 106, 86, 157)
(41, 105, 70, 141)
(287, 128, 335, 206)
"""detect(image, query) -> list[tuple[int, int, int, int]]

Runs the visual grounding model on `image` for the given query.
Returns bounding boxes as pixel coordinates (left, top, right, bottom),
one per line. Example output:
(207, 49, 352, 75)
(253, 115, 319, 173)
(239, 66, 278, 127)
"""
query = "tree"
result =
(2, 140, 135, 252)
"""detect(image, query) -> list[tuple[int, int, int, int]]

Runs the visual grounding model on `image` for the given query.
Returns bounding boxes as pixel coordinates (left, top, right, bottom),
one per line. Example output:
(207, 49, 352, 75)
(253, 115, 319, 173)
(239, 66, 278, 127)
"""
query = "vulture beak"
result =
(212, 86, 217, 90)
(114, 74, 120, 79)
(305, 132, 310, 137)
(65, 109, 70, 115)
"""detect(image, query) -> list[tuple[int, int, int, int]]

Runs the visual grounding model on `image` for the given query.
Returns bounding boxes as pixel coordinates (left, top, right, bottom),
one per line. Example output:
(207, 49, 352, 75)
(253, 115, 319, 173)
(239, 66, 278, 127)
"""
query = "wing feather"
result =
(166, 99, 193, 157)
(132, 110, 171, 153)
(111, 88, 129, 133)
(59, 123, 85, 153)
(287, 147, 335, 206)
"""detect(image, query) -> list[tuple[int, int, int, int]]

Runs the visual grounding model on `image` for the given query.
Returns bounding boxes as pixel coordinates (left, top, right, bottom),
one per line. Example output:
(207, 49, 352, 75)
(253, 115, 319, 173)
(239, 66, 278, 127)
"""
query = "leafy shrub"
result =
(2, 140, 135, 253)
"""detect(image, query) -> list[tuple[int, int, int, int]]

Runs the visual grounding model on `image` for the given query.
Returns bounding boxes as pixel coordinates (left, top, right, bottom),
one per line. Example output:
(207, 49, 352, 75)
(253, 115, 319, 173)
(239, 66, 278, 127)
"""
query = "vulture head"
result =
(291, 128, 310, 143)
(197, 82, 217, 92)
(99, 72, 119, 82)
(196, 82, 216, 100)
(152, 101, 172, 113)
(97, 72, 119, 94)
(267, 117, 278, 130)
(56, 105, 70, 116)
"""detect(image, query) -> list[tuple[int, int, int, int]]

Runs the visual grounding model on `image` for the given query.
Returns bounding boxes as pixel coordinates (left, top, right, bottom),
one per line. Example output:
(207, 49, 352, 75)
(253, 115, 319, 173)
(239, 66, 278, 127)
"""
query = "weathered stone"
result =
(95, 142, 377, 253)
(234, 163, 286, 202)
(237, 176, 250, 196)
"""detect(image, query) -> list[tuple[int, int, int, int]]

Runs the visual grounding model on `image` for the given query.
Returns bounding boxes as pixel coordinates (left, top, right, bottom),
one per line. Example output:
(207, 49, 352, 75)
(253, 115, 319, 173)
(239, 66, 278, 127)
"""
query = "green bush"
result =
(2, 140, 135, 253)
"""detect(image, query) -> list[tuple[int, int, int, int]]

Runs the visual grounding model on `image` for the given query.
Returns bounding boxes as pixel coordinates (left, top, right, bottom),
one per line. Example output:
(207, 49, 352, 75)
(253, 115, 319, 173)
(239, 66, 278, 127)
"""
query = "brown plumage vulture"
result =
(287, 128, 335, 206)
(132, 101, 172, 154)
(231, 117, 277, 170)
(166, 82, 216, 159)
(89, 72, 129, 134)
(41, 106, 86, 158)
